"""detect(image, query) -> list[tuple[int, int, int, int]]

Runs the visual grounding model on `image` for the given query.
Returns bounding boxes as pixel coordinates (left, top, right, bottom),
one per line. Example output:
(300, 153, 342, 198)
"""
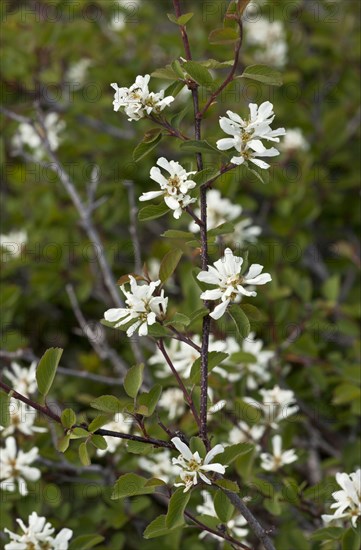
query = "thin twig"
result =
(123, 180, 142, 273)
(0, 380, 173, 449)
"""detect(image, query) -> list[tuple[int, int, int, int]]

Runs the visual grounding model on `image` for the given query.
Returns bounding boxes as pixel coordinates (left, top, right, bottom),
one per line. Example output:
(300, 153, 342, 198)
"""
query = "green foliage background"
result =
(1, 1, 360, 549)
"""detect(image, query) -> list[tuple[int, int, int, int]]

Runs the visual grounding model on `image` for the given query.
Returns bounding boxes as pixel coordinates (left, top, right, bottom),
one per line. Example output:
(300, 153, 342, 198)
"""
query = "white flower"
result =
(0, 398, 47, 437)
(111, 75, 174, 121)
(197, 248, 272, 320)
(0, 437, 41, 496)
(197, 491, 249, 542)
(158, 388, 185, 420)
(189, 189, 242, 233)
(229, 421, 265, 453)
(244, 385, 299, 428)
(0, 231, 27, 260)
(104, 276, 168, 337)
(171, 437, 227, 492)
(3, 361, 37, 397)
(138, 449, 176, 483)
(239, 332, 274, 389)
(139, 157, 196, 219)
(66, 58, 92, 87)
(231, 218, 261, 247)
(322, 469, 361, 528)
(96, 413, 132, 456)
(216, 103, 285, 169)
(11, 113, 65, 161)
(245, 17, 287, 68)
(260, 435, 297, 471)
(4, 511, 73, 550)
(280, 128, 309, 153)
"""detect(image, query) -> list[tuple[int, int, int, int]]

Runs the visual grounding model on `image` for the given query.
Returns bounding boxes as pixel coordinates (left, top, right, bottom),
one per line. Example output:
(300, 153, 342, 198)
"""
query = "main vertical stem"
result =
(173, 0, 209, 447)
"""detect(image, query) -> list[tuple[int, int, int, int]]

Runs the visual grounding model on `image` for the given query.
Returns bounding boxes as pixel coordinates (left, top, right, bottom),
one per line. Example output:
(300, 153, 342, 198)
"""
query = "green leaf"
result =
(183, 61, 214, 89)
(138, 202, 169, 222)
(228, 304, 250, 339)
(209, 27, 239, 44)
(90, 434, 107, 450)
(310, 527, 344, 542)
(124, 364, 144, 398)
(144, 515, 174, 539)
(159, 248, 183, 283)
(143, 128, 162, 144)
(0, 391, 10, 428)
(180, 139, 218, 155)
(166, 488, 191, 528)
(241, 304, 264, 321)
(162, 229, 194, 239)
(208, 222, 235, 237)
(322, 274, 340, 301)
(214, 489, 235, 522)
(57, 434, 70, 453)
(201, 59, 234, 69)
(165, 312, 190, 328)
(170, 103, 191, 127)
(190, 351, 228, 383)
(88, 414, 111, 432)
(151, 66, 178, 80)
(343, 526, 361, 550)
(171, 60, 185, 79)
(214, 478, 239, 492)
(164, 80, 185, 99)
(167, 12, 194, 25)
(133, 133, 162, 162)
(137, 384, 162, 416)
(247, 165, 269, 185)
(111, 473, 156, 499)
(126, 440, 154, 454)
(220, 443, 254, 464)
(36, 347, 63, 396)
(79, 442, 90, 466)
(147, 323, 170, 338)
(192, 167, 220, 186)
(61, 408, 76, 429)
(69, 535, 104, 549)
(188, 307, 209, 326)
(90, 395, 124, 414)
(239, 64, 283, 86)
(70, 427, 89, 439)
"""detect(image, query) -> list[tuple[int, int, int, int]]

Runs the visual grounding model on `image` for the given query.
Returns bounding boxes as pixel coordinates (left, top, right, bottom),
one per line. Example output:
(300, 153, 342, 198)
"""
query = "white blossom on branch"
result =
(111, 75, 174, 121)
(0, 437, 41, 496)
(171, 437, 227, 493)
(4, 511, 73, 550)
(139, 157, 196, 219)
(197, 248, 271, 320)
(216, 102, 285, 168)
(104, 276, 168, 337)
(322, 469, 361, 528)
(260, 435, 297, 471)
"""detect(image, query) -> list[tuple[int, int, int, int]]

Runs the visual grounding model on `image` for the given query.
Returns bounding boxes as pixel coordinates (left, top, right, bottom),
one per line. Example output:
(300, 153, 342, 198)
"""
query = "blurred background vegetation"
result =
(1, 1, 360, 548)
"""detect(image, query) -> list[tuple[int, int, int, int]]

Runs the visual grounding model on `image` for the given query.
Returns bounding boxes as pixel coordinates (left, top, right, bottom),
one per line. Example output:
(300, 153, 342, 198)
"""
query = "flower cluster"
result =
(244, 385, 299, 428)
(140, 157, 196, 218)
(104, 276, 168, 337)
(4, 512, 73, 550)
(0, 398, 47, 438)
(197, 248, 271, 319)
(216, 102, 285, 169)
(260, 435, 297, 472)
(0, 437, 41, 496)
(96, 413, 132, 456)
(11, 113, 65, 161)
(171, 437, 227, 493)
(111, 74, 174, 121)
(3, 361, 37, 396)
(322, 469, 360, 527)
(244, 13, 287, 68)
(189, 189, 261, 247)
(139, 449, 176, 483)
